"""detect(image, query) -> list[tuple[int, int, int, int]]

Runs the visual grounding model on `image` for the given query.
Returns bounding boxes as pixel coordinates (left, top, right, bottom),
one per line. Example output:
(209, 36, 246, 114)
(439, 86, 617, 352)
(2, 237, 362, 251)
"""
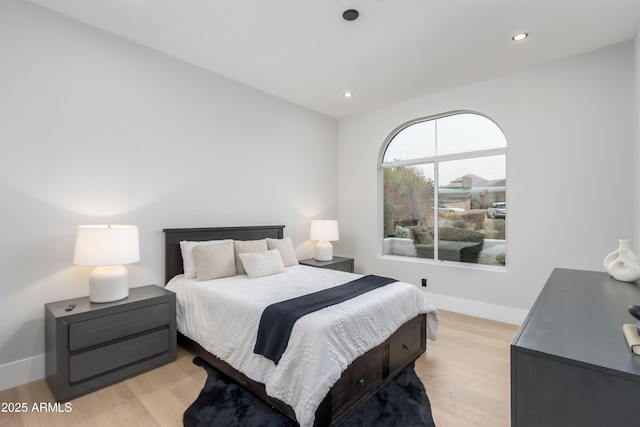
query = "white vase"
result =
(603, 240, 640, 268)
(604, 239, 640, 282)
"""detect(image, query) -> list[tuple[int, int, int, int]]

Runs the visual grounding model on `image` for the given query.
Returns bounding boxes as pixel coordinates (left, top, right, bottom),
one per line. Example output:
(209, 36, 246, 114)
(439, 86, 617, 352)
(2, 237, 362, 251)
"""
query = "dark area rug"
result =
(184, 356, 436, 427)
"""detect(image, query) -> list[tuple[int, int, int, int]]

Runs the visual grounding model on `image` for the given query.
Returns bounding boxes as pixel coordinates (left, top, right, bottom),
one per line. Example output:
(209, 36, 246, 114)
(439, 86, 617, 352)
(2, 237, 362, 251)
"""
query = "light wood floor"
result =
(418, 311, 518, 427)
(0, 310, 518, 427)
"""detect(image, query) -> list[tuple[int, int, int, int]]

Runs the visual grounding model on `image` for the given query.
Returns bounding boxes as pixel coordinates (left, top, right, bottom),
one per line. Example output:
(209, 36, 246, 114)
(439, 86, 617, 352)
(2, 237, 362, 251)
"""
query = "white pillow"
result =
(233, 239, 268, 275)
(180, 239, 233, 279)
(192, 241, 237, 281)
(239, 249, 285, 279)
(266, 237, 299, 267)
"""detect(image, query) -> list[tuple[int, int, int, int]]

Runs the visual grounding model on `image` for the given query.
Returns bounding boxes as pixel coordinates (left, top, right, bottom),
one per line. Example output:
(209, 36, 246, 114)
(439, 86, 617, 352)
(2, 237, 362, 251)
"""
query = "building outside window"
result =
(381, 112, 507, 267)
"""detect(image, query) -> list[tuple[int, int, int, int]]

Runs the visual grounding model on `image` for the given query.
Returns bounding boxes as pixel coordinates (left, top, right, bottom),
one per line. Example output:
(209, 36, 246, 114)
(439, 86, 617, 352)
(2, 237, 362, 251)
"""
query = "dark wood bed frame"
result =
(164, 225, 427, 426)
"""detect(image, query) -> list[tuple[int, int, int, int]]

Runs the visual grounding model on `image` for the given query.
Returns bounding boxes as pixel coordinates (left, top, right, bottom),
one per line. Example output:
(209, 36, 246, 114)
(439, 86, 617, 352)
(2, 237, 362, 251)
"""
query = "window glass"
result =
(381, 112, 507, 268)
(382, 120, 436, 163)
(436, 113, 506, 155)
(383, 165, 435, 260)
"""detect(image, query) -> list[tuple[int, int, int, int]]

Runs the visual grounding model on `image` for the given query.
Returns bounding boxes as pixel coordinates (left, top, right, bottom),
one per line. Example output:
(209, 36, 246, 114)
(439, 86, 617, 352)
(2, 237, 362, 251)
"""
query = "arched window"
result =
(381, 112, 507, 267)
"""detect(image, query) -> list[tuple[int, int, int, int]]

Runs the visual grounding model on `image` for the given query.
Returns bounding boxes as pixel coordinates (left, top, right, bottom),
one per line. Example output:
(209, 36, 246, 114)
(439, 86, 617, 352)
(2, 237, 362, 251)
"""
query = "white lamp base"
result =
(314, 241, 334, 261)
(89, 265, 130, 303)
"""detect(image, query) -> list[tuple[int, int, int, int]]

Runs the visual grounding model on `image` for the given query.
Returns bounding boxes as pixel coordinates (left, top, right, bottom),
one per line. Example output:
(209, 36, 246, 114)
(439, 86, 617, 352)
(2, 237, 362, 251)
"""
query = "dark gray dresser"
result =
(45, 285, 176, 401)
(511, 268, 640, 426)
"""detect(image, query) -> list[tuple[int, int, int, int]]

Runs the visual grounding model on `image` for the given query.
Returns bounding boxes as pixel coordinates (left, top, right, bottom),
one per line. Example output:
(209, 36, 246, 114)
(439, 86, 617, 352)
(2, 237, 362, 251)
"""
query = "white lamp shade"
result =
(309, 220, 339, 242)
(73, 225, 140, 266)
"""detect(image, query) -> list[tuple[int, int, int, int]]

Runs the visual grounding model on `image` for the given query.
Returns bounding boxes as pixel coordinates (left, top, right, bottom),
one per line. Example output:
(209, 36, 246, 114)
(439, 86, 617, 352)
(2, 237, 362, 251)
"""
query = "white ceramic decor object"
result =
(604, 239, 640, 282)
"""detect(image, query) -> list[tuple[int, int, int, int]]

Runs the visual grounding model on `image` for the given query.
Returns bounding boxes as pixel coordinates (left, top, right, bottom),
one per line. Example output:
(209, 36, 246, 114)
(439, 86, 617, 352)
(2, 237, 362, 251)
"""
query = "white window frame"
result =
(378, 110, 507, 269)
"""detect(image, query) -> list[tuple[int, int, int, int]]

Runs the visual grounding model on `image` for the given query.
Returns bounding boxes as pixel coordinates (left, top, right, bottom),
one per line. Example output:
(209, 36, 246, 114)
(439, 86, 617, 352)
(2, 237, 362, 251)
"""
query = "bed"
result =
(164, 225, 437, 427)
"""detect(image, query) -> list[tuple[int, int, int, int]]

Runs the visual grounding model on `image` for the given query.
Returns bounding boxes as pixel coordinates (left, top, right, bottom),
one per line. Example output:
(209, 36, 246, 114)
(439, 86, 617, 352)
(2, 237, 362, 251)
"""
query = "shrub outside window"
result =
(381, 112, 507, 267)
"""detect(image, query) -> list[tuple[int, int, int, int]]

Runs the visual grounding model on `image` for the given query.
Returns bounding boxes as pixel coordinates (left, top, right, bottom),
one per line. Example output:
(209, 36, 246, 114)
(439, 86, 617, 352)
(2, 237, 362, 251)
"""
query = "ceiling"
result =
(29, 0, 640, 119)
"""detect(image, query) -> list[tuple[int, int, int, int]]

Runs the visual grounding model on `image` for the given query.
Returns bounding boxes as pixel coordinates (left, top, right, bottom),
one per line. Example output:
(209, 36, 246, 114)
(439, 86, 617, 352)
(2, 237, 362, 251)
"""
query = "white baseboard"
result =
(425, 291, 528, 325)
(0, 353, 45, 392)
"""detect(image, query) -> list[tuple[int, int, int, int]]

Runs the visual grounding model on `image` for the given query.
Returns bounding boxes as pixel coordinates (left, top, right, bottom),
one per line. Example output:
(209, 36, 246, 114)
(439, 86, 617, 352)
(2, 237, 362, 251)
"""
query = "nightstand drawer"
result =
(69, 328, 170, 383)
(69, 303, 170, 351)
(327, 261, 353, 272)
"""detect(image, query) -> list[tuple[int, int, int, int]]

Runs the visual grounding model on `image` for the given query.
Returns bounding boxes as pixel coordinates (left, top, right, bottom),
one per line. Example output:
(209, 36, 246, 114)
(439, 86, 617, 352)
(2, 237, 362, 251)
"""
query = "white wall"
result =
(634, 28, 640, 251)
(0, 0, 338, 390)
(339, 42, 635, 317)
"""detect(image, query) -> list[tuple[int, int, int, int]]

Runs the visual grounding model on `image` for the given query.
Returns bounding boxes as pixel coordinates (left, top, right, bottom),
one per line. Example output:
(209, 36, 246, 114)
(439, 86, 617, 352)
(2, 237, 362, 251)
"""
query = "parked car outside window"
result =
(487, 202, 506, 219)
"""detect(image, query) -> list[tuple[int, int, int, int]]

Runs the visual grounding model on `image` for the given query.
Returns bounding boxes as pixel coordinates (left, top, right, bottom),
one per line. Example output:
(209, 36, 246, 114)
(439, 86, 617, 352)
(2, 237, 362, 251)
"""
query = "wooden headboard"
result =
(163, 225, 285, 285)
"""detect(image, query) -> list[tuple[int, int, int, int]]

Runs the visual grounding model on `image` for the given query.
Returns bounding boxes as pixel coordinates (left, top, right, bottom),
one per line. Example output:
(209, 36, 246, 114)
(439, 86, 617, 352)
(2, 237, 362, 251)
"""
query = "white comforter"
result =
(166, 265, 438, 427)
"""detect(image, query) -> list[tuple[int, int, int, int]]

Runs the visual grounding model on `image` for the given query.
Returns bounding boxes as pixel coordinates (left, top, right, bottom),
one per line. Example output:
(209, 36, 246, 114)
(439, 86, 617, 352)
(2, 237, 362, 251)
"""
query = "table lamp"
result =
(73, 225, 140, 303)
(310, 220, 339, 261)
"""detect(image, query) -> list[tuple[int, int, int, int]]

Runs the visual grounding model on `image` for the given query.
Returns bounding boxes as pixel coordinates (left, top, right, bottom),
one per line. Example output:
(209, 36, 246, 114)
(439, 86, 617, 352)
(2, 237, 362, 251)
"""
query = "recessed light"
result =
(344, 92, 353, 98)
(512, 33, 528, 41)
(343, 9, 359, 21)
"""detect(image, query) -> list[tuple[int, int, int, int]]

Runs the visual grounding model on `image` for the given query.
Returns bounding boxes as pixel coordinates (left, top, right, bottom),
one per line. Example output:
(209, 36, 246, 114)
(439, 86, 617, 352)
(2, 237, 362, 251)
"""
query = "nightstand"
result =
(45, 285, 176, 402)
(299, 256, 354, 273)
